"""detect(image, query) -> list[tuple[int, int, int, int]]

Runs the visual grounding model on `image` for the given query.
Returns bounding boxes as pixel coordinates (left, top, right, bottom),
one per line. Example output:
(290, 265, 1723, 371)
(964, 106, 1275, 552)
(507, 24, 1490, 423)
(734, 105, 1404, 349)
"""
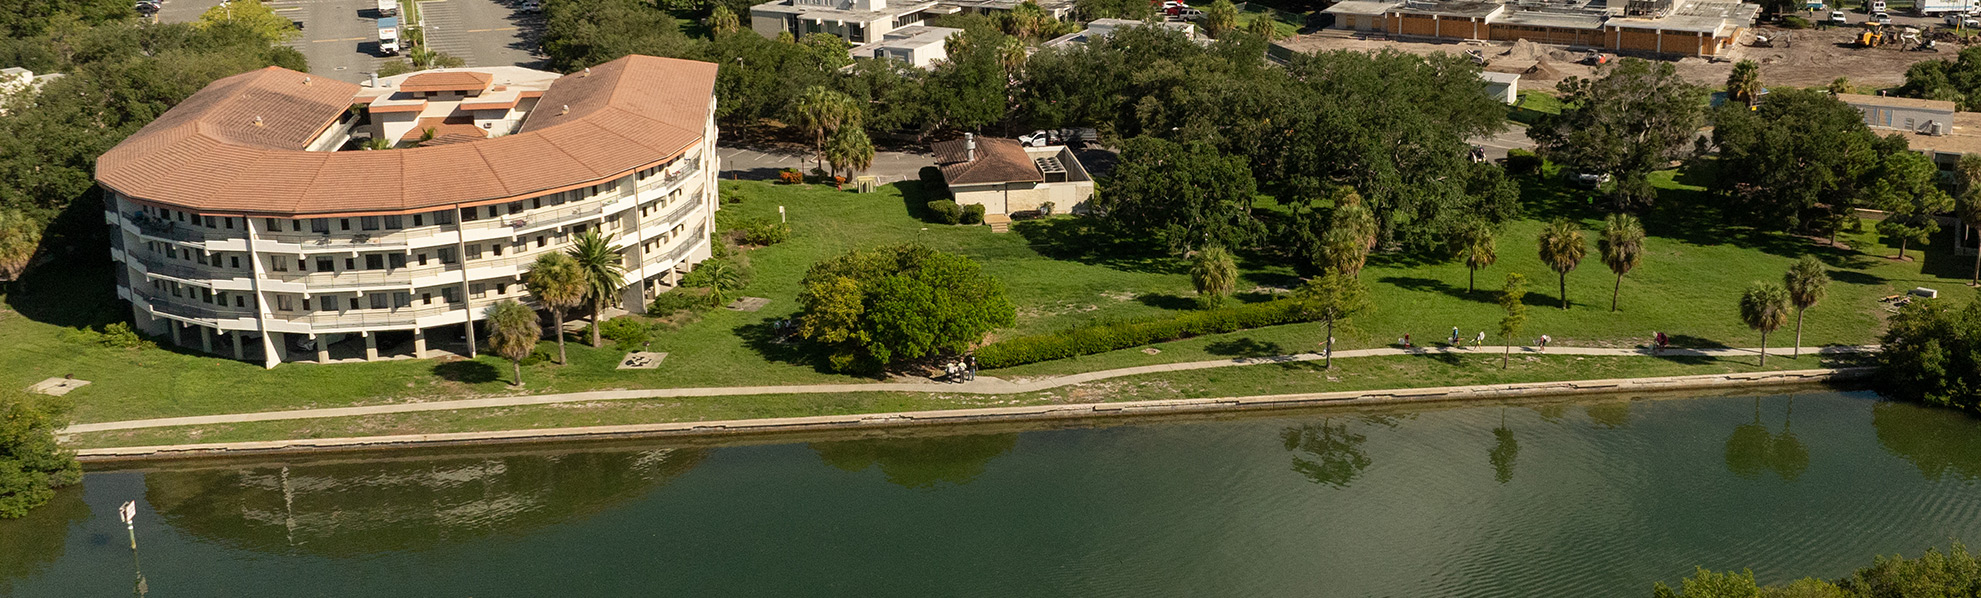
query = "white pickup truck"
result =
(377, 0, 398, 16)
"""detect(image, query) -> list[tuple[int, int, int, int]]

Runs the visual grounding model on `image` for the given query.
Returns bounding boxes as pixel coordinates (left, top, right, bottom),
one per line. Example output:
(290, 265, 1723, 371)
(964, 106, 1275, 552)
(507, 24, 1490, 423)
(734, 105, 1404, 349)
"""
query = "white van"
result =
(378, 0, 397, 16)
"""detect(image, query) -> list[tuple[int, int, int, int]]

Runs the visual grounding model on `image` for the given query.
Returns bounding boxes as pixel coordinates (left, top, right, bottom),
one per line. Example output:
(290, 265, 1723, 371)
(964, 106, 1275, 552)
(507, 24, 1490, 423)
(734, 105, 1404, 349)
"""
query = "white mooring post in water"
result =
(120, 501, 137, 550)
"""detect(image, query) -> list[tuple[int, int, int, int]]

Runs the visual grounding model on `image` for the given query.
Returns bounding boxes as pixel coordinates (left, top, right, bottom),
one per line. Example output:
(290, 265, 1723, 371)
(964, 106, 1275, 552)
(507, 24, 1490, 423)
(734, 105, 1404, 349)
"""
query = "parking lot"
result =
(155, 0, 542, 83)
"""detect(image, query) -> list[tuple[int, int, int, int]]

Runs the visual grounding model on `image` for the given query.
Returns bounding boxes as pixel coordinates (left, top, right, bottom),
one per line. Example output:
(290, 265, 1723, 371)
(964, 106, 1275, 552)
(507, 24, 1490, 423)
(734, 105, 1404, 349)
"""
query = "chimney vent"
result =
(965, 132, 975, 162)
(369, 72, 379, 88)
(560, 104, 570, 115)
(583, 67, 591, 77)
(252, 115, 264, 127)
(303, 76, 312, 85)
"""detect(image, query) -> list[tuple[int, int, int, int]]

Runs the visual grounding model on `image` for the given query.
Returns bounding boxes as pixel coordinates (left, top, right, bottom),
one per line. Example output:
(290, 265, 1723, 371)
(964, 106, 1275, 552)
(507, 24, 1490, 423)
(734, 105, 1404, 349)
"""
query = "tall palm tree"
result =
(707, 5, 741, 35)
(792, 86, 862, 173)
(1956, 154, 1981, 284)
(1203, 0, 1239, 37)
(1726, 60, 1761, 108)
(823, 126, 876, 184)
(1246, 15, 1283, 41)
(484, 300, 541, 387)
(1782, 256, 1829, 358)
(1536, 218, 1586, 309)
(1189, 246, 1238, 309)
(1598, 214, 1645, 312)
(567, 230, 626, 348)
(1739, 282, 1791, 367)
(996, 35, 1027, 76)
(1455, 220, 1496, 294)
(523, 252, 586, 364)
(0, 209, 43, 287)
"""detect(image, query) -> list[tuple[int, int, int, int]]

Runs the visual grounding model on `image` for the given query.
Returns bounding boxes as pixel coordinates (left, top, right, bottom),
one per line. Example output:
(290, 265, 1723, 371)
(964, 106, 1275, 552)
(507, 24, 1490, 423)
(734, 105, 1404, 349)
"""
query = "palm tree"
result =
(1598, 214, 1645, 312)
(1189, 246, 1238, 309)
(1455, 220, 1496, 294)
(995, 35, 1028, 76)
(1536, 218, 1586, 309)
(1246, 15, 1283, 41)
(1203, 0, 1239, 37)
(1827, 77, 1852, 95)
(1739, 282, 1791, 367)
(1782, 256, 1829, 358)
(1956, 154, 1981, 284)
(707, 5, 741, 35)
(567, 230, 626, 348)
(523, 252, 586, 364)
(792, 86, 862, 173)
(684, 258, 747, 307)
(823, 126, 876, 185)
(1726, 60, 1761, 108)
(484, 300, 541, 387)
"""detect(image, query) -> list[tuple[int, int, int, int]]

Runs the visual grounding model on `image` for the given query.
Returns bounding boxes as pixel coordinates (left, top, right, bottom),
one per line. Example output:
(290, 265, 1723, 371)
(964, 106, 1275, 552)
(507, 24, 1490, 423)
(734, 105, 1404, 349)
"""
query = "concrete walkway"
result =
(65, 344, 1873, 435)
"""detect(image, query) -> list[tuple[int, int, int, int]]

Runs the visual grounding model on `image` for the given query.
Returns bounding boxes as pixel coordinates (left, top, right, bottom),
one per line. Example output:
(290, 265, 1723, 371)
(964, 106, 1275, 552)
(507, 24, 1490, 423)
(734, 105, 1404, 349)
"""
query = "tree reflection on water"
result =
(1724, 396, 1810, 481)
(0, 485, 88, 592)
(142, 447, 705, 557)
(1490, 408, 1519, 484)
(1875, 399, 1981, 482)
(1281, 419, 1371, 488)
(811, 433, 1020, 489)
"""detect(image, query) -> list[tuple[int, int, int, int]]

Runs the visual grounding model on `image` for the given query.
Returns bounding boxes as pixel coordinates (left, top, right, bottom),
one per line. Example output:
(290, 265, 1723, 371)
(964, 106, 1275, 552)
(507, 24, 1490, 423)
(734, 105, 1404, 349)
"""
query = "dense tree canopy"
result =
(1656, 543, 1981, 597)
(1711, 88, 1882, 232)
(1880, 298, 1981, 413)
(542, 0, 697, 71)
(1096, 136, 1262, 254)
(1530, 59, 1707, 210)
(1898, 45, 1981, 110)
(0, 392, 81, 519)
(796, 244, 1015, 372)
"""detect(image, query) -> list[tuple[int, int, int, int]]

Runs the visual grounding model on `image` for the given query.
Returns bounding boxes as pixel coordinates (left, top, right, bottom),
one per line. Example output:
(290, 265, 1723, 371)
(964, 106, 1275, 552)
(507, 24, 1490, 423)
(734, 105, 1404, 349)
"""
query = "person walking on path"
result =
(1451, 326, 1463, 347)
(1401, 334, 1414, 349)
(1475, 331, 1487, 347)
(1539, 334, 1551, 351)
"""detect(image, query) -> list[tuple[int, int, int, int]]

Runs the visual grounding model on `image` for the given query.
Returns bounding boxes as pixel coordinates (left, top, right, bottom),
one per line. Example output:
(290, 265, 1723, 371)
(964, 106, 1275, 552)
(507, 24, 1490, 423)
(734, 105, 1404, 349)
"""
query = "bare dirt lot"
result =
(1279, 25, 1958, 92)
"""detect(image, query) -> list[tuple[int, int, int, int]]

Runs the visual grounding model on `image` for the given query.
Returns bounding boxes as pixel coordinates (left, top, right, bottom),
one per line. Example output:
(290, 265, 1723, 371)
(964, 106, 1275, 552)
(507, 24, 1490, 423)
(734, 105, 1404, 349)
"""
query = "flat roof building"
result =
(933, 134, 1093, 217)
(1322, 0, 1759, 57)
(96, 55, 723, 367)
(849, 25, 964, 67)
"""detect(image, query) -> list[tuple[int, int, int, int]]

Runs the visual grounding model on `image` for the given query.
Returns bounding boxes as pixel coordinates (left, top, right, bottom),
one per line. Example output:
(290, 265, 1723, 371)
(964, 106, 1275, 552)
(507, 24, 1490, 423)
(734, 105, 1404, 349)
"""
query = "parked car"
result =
(1871, 0, 1887, 12)
(1830, 10, 1848, 24)
(1872, 11, 1893, 24)
(1568, 172, 1612, 188)
(134, 0, 160, 14)
(521, 0, 540, 11)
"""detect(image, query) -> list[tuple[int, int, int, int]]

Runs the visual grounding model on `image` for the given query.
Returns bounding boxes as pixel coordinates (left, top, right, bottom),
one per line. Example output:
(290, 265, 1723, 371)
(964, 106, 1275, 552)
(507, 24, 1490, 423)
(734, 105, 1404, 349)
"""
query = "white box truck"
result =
(1917, 0, 1972, 14)
(378, 0, 398, 16)
(378, 16, 400, 55)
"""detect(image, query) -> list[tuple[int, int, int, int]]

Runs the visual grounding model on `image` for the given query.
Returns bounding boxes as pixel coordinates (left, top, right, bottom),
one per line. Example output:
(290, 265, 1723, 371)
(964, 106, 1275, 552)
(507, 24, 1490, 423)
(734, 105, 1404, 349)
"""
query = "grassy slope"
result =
(65, 351, 1862, 449)
(7, 172, 1968, 428)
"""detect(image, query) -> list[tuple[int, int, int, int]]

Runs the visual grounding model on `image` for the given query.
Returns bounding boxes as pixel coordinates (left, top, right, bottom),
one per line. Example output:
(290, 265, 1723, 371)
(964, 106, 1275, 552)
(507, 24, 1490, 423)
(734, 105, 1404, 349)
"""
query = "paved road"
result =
(64, 344, 1873, 434)
(1470, 123, 1536, 162)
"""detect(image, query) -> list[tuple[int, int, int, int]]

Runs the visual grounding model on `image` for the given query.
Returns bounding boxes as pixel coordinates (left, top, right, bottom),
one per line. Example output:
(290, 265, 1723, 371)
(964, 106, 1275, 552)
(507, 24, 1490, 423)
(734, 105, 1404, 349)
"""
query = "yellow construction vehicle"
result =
(1858, 28, 1883, 47)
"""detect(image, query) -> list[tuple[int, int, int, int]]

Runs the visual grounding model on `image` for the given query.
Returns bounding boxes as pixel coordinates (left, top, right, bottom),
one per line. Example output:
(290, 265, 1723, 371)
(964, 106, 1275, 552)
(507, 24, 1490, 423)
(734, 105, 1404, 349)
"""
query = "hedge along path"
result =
(63, 344, 1874, 434)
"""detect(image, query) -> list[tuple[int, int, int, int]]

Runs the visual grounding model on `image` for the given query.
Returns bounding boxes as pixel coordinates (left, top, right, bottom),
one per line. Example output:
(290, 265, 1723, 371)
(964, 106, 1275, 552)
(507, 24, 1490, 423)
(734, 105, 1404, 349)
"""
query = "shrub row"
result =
(976, 299, 1313, 369)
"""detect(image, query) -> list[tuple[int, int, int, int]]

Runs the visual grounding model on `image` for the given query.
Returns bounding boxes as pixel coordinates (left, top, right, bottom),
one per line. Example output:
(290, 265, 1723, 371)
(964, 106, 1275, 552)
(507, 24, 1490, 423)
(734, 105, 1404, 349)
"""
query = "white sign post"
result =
(120, 501, 137, 550)
(778, 205, 786, 223)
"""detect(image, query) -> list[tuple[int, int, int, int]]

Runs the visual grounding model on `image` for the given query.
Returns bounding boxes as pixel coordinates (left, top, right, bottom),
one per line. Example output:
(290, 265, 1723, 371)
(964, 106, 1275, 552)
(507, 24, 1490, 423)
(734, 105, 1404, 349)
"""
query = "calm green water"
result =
(5, 390, 1981, 597)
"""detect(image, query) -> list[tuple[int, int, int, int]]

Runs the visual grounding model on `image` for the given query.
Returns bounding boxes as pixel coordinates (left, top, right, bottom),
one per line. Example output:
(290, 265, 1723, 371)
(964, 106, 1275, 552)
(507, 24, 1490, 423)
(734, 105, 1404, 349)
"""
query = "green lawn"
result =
(64, 351, 1862, 449)
(6, 172, 1967, 431)
(1235, 7, 1303, 38)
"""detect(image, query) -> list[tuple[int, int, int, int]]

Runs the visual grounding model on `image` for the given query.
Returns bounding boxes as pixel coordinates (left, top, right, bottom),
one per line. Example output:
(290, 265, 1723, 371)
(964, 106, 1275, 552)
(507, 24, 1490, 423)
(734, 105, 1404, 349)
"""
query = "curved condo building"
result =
(95, 55, 721, 367)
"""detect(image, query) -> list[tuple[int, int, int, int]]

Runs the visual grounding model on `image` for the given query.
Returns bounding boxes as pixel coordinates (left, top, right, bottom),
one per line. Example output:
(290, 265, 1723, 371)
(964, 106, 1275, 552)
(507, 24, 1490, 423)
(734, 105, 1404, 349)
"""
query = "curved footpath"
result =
(68, 345, 1874, 460)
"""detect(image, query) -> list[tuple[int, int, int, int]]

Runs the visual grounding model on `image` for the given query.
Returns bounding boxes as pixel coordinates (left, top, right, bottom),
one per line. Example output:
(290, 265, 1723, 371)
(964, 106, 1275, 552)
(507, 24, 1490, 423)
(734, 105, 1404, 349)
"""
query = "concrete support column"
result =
(364, 332, 378, 361)
(314, 334, 329, 363)
(232, 332, 245, 360)
(170, 322, 182, 347)
(200, 326, 213, 354)
(414, 327, 428, 359)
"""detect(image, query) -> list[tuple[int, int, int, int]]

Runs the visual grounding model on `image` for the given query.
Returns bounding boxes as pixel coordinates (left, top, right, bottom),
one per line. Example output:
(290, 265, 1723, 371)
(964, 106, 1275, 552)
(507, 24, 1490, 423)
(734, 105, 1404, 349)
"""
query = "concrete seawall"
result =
(76, 367, 1872, 462)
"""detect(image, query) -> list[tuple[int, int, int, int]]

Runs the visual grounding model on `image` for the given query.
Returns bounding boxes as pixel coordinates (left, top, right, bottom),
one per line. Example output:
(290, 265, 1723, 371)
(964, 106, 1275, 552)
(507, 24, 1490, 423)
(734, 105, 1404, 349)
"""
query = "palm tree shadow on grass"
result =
(1378, 275, 1559, 308)
(1205, 337, 1287, 358)
(432, 360, 500, 384)
(1011, 218, 1178, 274)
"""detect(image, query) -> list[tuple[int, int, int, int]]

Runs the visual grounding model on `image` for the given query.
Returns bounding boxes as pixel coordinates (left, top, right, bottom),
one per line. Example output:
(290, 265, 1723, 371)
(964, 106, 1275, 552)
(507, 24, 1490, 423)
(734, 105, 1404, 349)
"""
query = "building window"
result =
(422, 292, 433, 305)
(224, 218, 235, 230)
(508, 201, 525, 215)
(365, 254, 385, 270)
(470, 283, 486, 297)
(384, 215, 403, 229)
(461, 207, 480, 222)
(434, 210, 455, 225)
(234, 296, 245, 308)
(361, 216, 380, 231)
(203, 216, 216, 228)
(465, 244, 482, 260)
(277, 295, 293, 311)
(347, 296, 360, 310)
(302, 297, 312, 311)
(441, 287, 460, 303)
(536, 235, 546, 248)
(416, 253, 428, 266)
(311, 218, 330, 233)
(495, 283, 508, 295)
(438, 247, 457, 264)
(272, 255, 289, 272)
(388, 253, 406, 269)
(317, 257, 334, 272)
(340, 218, 352, 231)
(230, 256, 241, 269)
(393, 292, 411, 308)
(369, 293, 388, 309)
(266, 218, 281, 231)
(491, 243, 503, 257)
(412, 214, 425, 227)
(344, 257, 356, 270)
(291, 220, 304, 232)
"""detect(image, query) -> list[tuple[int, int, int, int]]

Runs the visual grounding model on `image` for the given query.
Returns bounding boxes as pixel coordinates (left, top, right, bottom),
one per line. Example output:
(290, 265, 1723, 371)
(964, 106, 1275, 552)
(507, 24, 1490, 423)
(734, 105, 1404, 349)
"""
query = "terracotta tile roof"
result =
(411, 116, 489, 142)
(96, 56, 718, 216)
(399, 71, 493, 93)
(932, 137, 1044, 186)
